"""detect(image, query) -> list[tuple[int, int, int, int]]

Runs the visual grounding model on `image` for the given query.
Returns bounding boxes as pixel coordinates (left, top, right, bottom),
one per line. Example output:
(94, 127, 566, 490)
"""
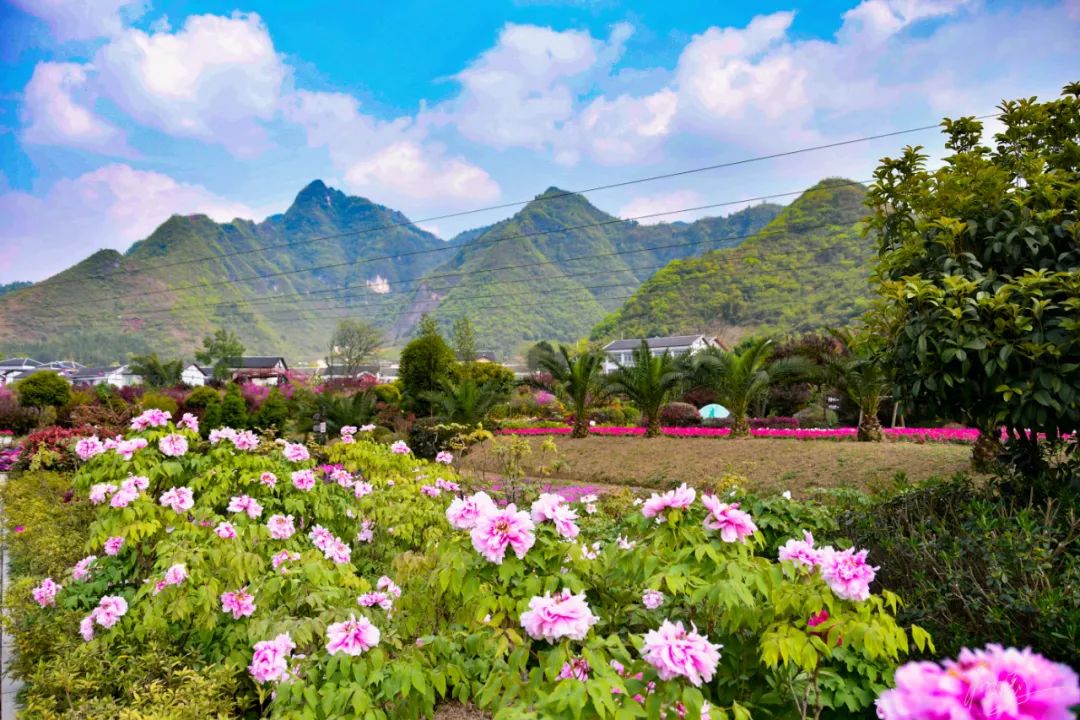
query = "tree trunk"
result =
(571, 415, 589, 439)
(645, 415, 661, 438)
(971, 425, 1003, 472)
(857, 412, 883, 442)
(730, 415, 750, 438)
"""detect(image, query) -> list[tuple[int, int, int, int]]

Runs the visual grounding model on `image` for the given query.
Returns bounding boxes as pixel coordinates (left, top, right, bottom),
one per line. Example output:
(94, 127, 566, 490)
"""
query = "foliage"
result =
(536, 345, 606, 439)
(526, 341, 557, 371)
(0, 388, 39, 434)
(129, 353, 184, 388)
(184, 386, 220, 410)
(865, 83, 1080, 468)
(606, 341, 682, 437)
(659, 402, 701, 427)
(253, 389, 290, 431)
(422, 377, 506, 426)
(327, 319, 383, 377)
(451, 361, 516, 397)
(140, 390, 180, 415)
(195, 329, 246, 382)
(15, 371, 72, 409)
(692, 340, 775, 437)
(399, 332, 457, 415)
(452, 316, 479, 362)
(219, 383, 249, 428)
(835, 475, 1080, 667)
(319, 392, 378, 436)
(14, 426, 90, 472)
(1, 471, 97, 578)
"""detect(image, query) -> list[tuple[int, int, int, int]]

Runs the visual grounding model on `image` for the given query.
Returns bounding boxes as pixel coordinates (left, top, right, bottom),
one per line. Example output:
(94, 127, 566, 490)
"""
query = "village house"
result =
(181, 356, 290, 387)
(600, 334, 721, 374)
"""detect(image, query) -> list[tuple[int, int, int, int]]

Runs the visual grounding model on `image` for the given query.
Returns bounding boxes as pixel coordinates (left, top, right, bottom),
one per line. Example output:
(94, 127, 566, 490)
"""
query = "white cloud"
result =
(21, 61, 132, 155)
(9, 0, 146, 41)
(617, 190, 703, 224)
(343, 141, 500, 202)
(0, 164, 253, 282)
(92, 12, 289, 157)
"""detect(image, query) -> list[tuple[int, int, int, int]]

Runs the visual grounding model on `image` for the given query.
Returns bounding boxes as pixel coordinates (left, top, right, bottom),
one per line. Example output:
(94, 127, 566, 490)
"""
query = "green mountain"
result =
(416, 189, 781, 350)
(591, 179, 873, 343)
(0, 181, 781, 364)
(0, 281, 31, 297)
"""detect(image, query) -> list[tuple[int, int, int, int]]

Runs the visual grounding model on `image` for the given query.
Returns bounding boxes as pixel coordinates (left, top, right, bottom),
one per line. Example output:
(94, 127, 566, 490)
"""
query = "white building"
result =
(601, 335, 720, 374)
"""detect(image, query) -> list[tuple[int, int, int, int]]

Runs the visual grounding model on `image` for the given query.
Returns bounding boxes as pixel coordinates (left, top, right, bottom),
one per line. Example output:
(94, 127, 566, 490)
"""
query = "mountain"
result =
(410, 189, 781, 350)
(0, 180, 781, 364)
(591, 179, 873, 344)
(0, 281, 31, 297)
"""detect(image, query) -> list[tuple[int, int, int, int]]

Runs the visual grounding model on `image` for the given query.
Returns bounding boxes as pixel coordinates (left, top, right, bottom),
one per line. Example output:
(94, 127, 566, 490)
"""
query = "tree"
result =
(195, 329, 245, 382)
(398, 332, 457, 416)
(606, 341, 681, 438)
(327, 319, 383, 377)
(15, 371, 71, 409)
(416, 313, 439, 338)
(254, 389, 290, 431)
(866, 83, 1080, 471)
(537, 345, 605, 438)
(526, 341, 556, 372)
(451, 316, 478, 362)
(421, 377, 503, 426)
(823, 332, 892, 442)
(219, 383, 249, 428)
(129, 353, 183, 388)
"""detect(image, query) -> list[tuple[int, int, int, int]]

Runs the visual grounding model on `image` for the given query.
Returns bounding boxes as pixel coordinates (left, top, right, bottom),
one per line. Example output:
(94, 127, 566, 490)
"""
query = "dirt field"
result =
(460, 436, 976, 497)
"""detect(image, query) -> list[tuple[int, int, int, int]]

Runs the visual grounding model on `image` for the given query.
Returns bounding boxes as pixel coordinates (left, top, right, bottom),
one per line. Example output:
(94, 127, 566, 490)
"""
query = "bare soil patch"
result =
(461, 436, 976, 497)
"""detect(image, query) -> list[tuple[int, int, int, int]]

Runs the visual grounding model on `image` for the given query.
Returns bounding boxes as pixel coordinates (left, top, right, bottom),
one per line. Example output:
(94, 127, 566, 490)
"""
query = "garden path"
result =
(0, 471, 21, 719)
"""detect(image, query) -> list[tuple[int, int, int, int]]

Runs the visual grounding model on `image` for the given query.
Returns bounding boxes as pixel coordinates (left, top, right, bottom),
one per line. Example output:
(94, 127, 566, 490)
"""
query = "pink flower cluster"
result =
(778, 531, 821, 569)
(130, 408, 171, 430)
(159, 486, 195, 513)
(310, 525, 351, 564)
(215, 522, 237, 539)
(111, 437, 148, 460)
(340, 425, 358, 444)
(530, 493, 580, 539)
(520, 589, 599, 642)
(291, 468, 316, 491)
(642, 484, 696, 519)
(390, 440, 411, 455)
(435, 451, 454, 464)
(470, 504, 536, 564)
(103, 536, 124, 556)
(80, 595, 128, 641)
(249, 633, 296, 684)
(178, 413, 199, 433)
(358, 591, 393, 610)
(227, 494, 263, 518)
(326, 614, 380, 656)
(498, 425, 993, 444)
(75, 436, 106, 460)
(266, 514, 296, 539)
(446, 491, 496, 530)
(32, 577, 61, 607)
(641, 620, 722, 687)
(72, 555, 97, 581)
(282, 442, 310, 462)
(701, 495, 757, 542)
(642, 589, 665, 609)
(776, 532, 879, 601)
(153, 563, 188, 594)
(157, 433, 188, 457)
(876, 644, 1080, 720)
(220, 589, 256, 619)
(271, 550, 300, 572)
(356, 519, 375, 543)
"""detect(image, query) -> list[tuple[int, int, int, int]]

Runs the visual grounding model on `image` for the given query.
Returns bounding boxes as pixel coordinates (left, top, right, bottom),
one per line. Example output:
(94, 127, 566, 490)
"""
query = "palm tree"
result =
(537, 345, 605, 438)
(421, 377, 503, 426)
(606, 340, 682, 438)
(694, 339, 775, 437)
(825, 353, 890, 442)
(319, 391, 378, 436)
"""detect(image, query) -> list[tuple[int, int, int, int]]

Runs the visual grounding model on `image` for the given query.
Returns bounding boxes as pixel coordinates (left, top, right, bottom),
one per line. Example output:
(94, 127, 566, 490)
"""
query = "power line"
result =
(23, 114, 995, 294)
(35, 180, 867, 314)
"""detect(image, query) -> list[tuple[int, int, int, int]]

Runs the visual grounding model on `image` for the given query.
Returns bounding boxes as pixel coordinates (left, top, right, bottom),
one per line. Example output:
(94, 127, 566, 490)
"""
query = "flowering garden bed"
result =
(497, 426, 985, 443)
(4, 410, 1078, 718)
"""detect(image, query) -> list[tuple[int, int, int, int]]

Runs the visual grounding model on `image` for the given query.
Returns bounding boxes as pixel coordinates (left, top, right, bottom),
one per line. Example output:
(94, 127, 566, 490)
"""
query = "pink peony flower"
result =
(271, 550, 300, 572)
(249, 633, 295, 684)
(354, 481, 373, 498)
(259, 471, 278, 487)
(330, 468, 354, 488)
(309, 525, 334, 550)
(326, 614, 380, 656)
(520, 589, 599, 642)
(110, 485, 140, 508)
(819, 547, 878, 602)
(435, 477, 460, 492)
(341, 425, 358, 438)
(421, 485, 441, 497)
(79, 615, 95, 642)
(642, 484, 696, 519)
(72, 555, 97, 582)
(91, 594, 128, 629)
(75, 436, 105, 461)
(163, 563, 187, 586)
(220, 589, 256, 619)
(291, 468, 316, 491)
(282, 442, 309, 462)
(376, 576, 401, 598)
(642, 589, 665, 609)
(641, 620, 722, 687)
(178, 413, 199, 432)
(231, 430, 259, 451)
(390, 440, 411, 455)
(103, 536, 124, 556)
(215, 522, 237, 539)
(778, 531, 821, 569)
(558, 657, 591, 681)
(356, 520, 374, 543)
(446, 491, 496, 530)
(323, 538, 352, 565)
(114, 437, 148, 461)
(227, 494, 263, 519)
(531, 493, 580, 539)
(209, 427, 237, 444)
(435, 451, 453, 464)
(357, 591, 393, 610)
(130, 408, 171, 430)
(122, 475, 149, 492)
(470, 504, 536, 564)
(88, 483, 117, 505)
(266, 514, 296, 540)
(359, 424, 376, 432)
(157, 433, 188, 457)
(876, 644, 1080, 720)
(700, 496, 757, 542)
(617, 535, 637, 550)
(159, 486, 194, 513)
(32, 578, 61, 607)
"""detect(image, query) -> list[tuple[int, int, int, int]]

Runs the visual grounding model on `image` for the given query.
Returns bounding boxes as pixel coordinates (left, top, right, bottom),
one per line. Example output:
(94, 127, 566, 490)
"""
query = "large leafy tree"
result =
(451, 316, 478, 362)
(15, 371, 71, 409)
(866, 83, 1080, 469)
(327, 319, 383, 377)
(606, 340, 681, 438)
(398, 332, 457, 416)
(195, 329, 245, 382)
(129, 353, 183, 388)
(537, 345, 605, 438)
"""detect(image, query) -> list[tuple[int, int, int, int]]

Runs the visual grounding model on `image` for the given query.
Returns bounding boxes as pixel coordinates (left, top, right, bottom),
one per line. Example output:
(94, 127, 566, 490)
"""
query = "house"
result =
(601, 334, 720, 374)
(182, 357, 290, 387)
(71, 365, 142, 388)
(0, 367, 70, 385)
(320, 365, 380, 383)
(0, 357, 42, 386)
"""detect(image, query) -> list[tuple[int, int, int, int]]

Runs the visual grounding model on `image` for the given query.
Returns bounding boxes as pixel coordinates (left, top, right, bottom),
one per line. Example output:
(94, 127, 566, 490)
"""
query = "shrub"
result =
(117, 385, 145, 404)
(398, 333, 456, 413)
(372, 383, 402, 406)
(836, 475, 1080, 667)
(183, 385, 220, 411)
(15, 372, 72, 409)
(15, 425, 91, 472)
(140, 390, 180, 415)
(253, 388, 289, 431)
(451, 361, 516, 396)
(219, 383, 248, 428)
(659, 402, 701, 427)
(66, 402, 134, 437)
(0, 390, 39, 435)
(1, 470, 96, 577)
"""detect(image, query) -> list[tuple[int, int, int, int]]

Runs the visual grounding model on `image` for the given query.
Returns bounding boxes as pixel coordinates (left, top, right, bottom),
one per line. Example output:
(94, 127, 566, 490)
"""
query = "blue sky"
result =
(1, 0, 1077, 283)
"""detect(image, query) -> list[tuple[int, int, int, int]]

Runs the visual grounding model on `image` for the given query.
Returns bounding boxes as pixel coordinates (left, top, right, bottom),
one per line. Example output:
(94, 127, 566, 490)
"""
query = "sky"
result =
(0, 0, 1077, 283)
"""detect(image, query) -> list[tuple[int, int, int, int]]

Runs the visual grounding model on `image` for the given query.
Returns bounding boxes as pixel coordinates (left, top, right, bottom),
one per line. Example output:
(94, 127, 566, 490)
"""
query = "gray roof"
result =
(71, 366, 121, 379)
(0, 357, 42, 368)
(236, 356, 288, 370)
(602, 335, 708, 352)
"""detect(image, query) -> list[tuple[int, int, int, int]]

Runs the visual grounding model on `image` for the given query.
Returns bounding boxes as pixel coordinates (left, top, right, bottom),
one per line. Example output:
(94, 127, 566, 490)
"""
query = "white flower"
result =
(782, 490, 792, 500)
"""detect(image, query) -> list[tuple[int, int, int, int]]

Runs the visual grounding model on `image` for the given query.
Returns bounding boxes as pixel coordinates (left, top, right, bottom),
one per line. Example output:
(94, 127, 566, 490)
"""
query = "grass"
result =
(460, 436, 977, 497)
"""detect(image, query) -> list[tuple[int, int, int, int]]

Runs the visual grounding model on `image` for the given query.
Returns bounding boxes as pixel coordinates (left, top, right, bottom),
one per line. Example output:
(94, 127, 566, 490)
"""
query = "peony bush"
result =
(12, 409, 1079, 719)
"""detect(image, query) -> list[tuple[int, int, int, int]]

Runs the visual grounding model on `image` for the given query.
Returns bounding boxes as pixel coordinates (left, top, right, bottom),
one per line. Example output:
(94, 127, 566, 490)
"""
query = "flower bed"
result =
(498, 425, 986, 443)
(6, 409, 1077, 718)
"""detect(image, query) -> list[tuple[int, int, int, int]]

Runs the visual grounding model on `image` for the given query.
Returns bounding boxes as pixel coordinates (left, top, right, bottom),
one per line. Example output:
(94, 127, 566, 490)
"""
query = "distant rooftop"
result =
(602, 335, 709, 352)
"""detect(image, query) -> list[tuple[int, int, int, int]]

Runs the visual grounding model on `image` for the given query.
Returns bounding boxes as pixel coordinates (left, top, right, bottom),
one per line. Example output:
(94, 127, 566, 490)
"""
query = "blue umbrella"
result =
(699, 403, 730, 419)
